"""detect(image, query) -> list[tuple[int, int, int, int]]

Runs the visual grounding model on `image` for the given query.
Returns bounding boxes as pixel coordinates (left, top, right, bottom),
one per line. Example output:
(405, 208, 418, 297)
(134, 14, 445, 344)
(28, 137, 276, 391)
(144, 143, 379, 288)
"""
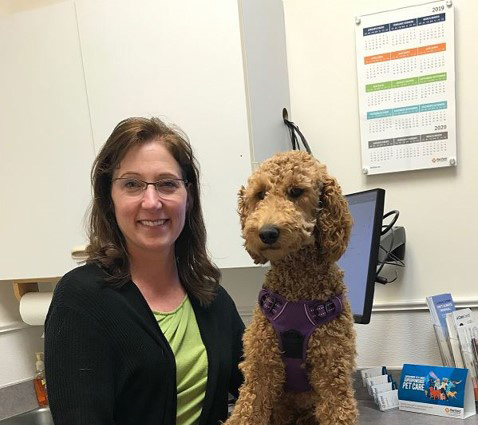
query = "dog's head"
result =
(238, 151, 352, 264)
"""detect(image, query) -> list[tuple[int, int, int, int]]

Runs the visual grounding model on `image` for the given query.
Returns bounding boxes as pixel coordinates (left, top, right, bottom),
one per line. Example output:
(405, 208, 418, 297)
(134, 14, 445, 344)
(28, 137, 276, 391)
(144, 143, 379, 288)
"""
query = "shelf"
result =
(12, 277, 60, 301)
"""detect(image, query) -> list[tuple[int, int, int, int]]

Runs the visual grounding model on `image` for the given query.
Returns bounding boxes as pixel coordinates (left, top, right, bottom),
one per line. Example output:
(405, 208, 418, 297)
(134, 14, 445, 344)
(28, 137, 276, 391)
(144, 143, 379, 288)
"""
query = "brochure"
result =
(399, 363, 476, 419)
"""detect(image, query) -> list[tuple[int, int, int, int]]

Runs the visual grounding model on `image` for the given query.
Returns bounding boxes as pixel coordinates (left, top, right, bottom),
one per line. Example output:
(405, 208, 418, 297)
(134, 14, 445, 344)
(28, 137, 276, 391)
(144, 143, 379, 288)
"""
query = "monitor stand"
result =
(378, 226, 406, 264)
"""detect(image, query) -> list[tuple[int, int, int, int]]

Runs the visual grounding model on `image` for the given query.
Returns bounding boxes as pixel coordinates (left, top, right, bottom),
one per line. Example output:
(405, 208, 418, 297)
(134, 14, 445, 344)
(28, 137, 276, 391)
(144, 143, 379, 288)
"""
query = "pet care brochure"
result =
(398, 363, 476, 419)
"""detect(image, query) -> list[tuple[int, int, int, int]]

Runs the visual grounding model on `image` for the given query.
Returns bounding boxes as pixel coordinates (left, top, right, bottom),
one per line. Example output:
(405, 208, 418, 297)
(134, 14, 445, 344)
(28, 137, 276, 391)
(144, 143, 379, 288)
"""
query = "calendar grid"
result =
(355, 0, 456, 175)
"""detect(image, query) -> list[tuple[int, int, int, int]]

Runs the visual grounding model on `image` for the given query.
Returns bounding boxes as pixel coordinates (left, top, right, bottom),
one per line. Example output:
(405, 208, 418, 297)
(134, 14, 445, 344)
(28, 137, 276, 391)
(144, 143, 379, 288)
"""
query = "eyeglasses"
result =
(113, 177, 189, 199)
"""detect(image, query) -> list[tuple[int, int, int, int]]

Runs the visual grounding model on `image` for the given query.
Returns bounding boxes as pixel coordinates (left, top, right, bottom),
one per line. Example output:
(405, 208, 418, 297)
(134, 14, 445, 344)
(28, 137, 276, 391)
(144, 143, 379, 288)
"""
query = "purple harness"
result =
(258, 287, 344, 392)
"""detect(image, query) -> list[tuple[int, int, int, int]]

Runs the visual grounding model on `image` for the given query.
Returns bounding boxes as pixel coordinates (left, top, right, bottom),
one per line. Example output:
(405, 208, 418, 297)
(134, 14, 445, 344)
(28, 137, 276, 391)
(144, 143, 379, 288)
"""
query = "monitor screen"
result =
(337, 188, 385, 324)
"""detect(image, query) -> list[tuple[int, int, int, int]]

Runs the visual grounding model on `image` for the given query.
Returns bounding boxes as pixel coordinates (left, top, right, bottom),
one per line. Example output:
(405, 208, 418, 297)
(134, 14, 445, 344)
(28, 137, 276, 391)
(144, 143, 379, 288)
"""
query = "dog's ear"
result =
(238, 185, 267, 264)
(315, 168, 353, 263)
(237, 185, 247, 230)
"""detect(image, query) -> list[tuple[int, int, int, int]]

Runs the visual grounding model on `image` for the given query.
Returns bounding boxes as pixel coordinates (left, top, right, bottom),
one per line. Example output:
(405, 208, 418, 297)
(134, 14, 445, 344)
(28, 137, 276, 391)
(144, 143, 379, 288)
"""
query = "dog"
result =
(225, 151, 358, 425)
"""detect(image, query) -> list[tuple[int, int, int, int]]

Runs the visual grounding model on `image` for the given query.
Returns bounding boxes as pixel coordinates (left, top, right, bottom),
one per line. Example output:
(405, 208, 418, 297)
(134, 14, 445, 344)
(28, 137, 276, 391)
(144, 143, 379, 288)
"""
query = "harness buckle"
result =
(325, 299, 336, 314)
(310, 298, 337, 321)
(261, 294, 276, 313)
(315, 303, 326, 318)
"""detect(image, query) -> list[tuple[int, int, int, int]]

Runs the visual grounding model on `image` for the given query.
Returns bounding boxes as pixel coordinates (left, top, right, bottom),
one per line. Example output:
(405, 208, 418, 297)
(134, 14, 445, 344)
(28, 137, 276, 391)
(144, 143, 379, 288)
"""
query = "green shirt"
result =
(154, 296, 208, 425)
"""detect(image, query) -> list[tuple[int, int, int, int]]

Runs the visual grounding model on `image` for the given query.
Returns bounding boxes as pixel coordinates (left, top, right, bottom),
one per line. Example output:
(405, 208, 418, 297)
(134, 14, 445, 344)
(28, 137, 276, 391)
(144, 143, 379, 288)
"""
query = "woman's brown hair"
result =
(86, 116, 220, 306)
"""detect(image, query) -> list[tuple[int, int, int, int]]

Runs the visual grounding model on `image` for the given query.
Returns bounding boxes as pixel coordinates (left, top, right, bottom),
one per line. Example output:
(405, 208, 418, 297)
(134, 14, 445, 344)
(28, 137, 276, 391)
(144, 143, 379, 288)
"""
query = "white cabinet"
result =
(0, 2, 95, 280)
(0, 0, 290, 278)
(75, 0, 291, 268)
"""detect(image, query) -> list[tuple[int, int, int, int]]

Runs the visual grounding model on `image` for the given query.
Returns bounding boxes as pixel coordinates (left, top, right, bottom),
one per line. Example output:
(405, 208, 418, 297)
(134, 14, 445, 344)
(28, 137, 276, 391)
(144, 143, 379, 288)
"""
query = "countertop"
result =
(358, 399, 478, 423)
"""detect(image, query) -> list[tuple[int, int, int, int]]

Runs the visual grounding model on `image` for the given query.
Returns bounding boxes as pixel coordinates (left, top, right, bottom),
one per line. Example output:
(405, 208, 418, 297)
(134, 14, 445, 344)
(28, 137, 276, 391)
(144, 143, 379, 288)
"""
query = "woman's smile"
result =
(138, 219, 168, 227)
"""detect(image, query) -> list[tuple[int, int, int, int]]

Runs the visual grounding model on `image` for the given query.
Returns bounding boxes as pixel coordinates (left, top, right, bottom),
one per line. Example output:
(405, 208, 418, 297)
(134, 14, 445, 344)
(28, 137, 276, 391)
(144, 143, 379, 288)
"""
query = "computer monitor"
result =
(337, 188, 385, 324)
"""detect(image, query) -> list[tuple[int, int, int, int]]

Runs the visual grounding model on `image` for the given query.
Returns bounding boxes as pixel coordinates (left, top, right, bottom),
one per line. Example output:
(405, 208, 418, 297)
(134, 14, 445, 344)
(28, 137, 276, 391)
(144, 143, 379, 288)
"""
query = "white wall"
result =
(282, 0, 478, 304)
(278, 0, 478, 366)
(0, 0, 59, 14)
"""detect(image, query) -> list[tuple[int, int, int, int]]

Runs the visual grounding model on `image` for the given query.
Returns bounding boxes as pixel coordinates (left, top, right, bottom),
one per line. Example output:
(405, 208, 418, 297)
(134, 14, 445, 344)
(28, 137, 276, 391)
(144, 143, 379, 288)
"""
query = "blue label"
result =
(390, 19, 417, 31)
(399, 364, 468, 408)
(393, 105, 420, 116)
(418, 13, 446, 26)
(420, 101, 447, 112)
(363, 24, 390, 36)
(367, 109, 393, 119)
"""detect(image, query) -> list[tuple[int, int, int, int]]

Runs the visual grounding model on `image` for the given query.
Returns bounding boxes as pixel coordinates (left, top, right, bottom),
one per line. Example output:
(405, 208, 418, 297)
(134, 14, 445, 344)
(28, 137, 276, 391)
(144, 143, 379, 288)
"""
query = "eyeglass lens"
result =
(115, 178, 186, 198)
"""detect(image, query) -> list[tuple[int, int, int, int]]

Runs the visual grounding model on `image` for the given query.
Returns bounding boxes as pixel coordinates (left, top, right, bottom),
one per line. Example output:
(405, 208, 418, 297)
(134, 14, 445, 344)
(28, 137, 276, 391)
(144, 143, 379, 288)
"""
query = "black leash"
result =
(283, 108, 312, 155)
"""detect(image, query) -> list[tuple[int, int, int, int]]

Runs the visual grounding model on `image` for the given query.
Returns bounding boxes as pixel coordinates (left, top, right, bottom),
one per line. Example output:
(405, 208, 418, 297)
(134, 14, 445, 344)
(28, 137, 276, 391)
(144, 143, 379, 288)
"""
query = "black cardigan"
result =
(44, 263, 244, 425)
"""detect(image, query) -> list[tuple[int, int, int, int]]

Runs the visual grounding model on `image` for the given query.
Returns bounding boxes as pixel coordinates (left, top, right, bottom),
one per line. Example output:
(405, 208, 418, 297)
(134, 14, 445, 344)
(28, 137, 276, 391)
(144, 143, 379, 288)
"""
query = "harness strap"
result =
(258, 287, 344, 392)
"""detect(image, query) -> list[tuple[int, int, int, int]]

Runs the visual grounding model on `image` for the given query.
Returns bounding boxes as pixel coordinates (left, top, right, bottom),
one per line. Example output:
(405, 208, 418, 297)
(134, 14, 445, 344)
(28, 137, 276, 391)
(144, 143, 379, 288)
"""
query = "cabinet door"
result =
(240, 0, 291, 165)
(75, 0, 254, 267)
(0, 2, 95, 280)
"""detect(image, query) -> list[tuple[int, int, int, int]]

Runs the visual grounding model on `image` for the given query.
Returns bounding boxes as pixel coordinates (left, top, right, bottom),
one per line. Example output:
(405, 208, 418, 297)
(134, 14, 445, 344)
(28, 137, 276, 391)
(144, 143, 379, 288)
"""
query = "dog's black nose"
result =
(259, 226, 280, 245)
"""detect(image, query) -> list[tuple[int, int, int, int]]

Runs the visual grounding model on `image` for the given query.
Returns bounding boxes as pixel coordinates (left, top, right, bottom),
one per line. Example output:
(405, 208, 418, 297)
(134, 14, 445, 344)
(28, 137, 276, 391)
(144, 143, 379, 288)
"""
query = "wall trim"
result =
(0, 376, 33, 391)
(0, 321, 29, 335)
(238, 307, 254, 319)
(372, 298, 478, 312)
(238, 297, 478, 317)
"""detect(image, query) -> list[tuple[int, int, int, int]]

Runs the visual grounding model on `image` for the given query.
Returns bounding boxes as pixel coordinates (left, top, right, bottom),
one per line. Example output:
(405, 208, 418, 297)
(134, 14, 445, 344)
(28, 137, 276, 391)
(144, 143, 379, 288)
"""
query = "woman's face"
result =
(111, 140, 188, 260)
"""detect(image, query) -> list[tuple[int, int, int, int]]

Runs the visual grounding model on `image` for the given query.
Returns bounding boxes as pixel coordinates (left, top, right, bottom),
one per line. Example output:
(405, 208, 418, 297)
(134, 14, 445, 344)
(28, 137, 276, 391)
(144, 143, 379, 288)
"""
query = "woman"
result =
(45, 117, 244, 425)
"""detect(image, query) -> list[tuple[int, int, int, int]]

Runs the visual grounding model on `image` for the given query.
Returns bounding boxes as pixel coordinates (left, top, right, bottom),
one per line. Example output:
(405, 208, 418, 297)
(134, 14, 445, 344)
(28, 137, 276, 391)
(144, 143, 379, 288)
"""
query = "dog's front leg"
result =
(307, 324, 358, 425)
(225, 308, 285, 425)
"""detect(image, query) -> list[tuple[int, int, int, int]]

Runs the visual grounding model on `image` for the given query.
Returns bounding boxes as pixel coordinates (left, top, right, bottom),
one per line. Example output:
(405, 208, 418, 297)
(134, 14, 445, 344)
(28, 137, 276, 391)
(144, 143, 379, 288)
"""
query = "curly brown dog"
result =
(226, 151, 358, 425)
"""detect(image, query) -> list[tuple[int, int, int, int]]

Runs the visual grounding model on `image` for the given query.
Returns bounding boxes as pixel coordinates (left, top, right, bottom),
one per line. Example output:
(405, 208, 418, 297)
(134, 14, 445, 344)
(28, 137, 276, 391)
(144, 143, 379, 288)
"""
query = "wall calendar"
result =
(355, 0, 456, 175)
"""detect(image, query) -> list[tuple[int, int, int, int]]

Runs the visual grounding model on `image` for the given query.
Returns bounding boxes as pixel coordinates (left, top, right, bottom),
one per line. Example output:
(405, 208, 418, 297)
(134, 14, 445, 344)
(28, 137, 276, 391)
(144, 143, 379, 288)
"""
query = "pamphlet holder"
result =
(433, 325, 454, 367)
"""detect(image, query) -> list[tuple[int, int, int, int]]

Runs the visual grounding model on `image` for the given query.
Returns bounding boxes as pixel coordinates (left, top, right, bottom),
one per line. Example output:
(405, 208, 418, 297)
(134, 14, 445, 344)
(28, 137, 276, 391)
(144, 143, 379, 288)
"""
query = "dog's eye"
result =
(289, 187, 304, 198)
(256, 191, 266, 200)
